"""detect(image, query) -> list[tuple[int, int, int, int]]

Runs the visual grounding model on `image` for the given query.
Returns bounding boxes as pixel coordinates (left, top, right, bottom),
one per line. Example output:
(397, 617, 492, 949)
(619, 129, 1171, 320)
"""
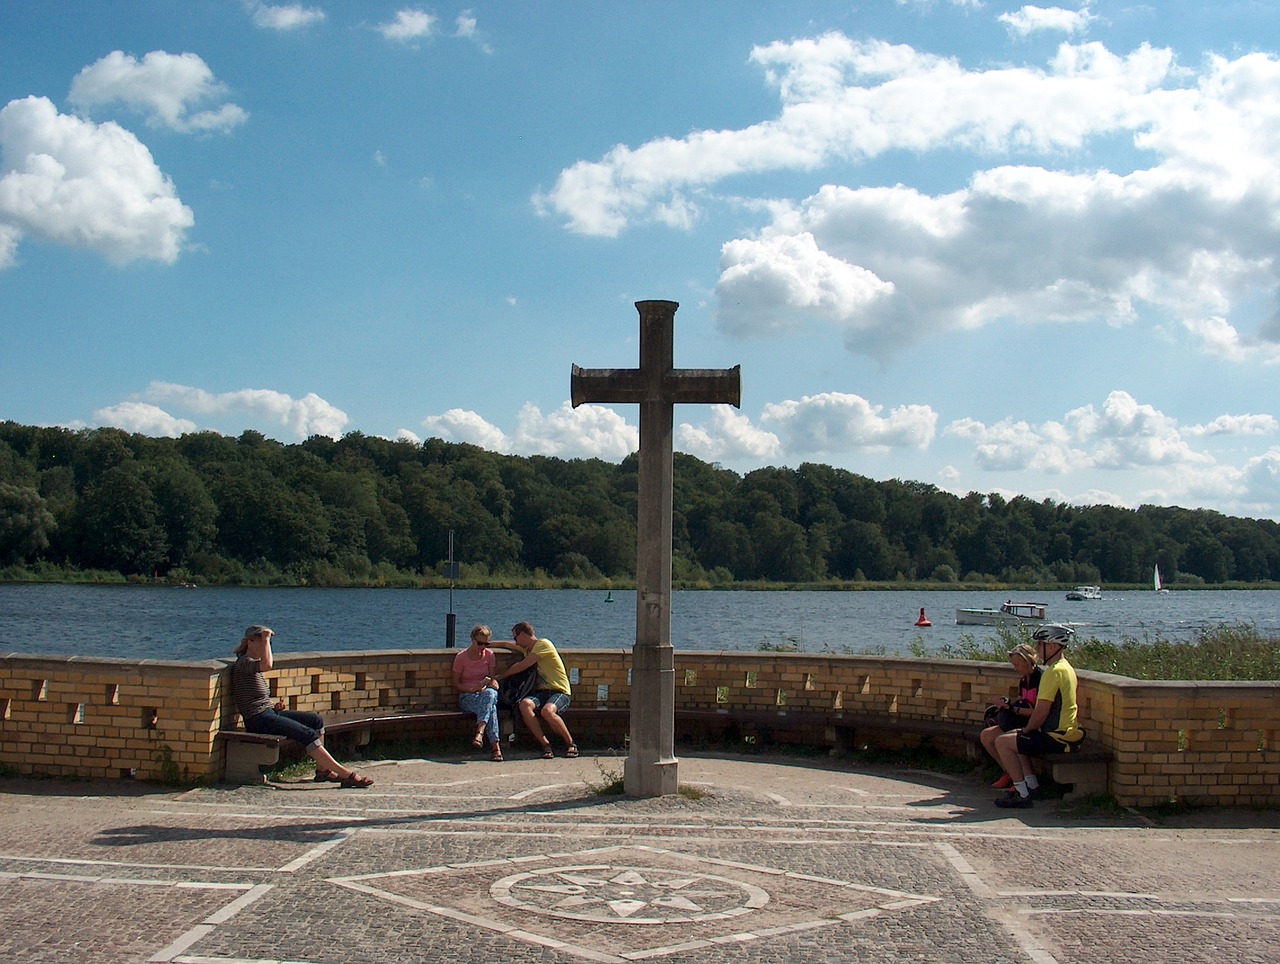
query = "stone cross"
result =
(571, 300, 741, 796)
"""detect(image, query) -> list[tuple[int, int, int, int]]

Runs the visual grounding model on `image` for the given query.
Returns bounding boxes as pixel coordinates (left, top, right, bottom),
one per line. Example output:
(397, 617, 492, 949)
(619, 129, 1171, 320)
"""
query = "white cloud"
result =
(1184, 315, 1280, 365)
(0, 96, 194, 267)
(947, 390, 1214, 475)
(716, 233, 894, 337)
(421, 392, 936, 466)
(139, 381, 349, 440)
(455, 10, 492, 53)
(1065, 390, 1212, 467)
(420, 408, 509, 451)
(946, 416, 1085, 473)
(677, 406, 783, 462)
(999, 5, 1096, 38)
(761, 392, 937, 454)
(539, 32, 1280, 366)
(511, 402, 637, 458)
(1238, 448, 1280, 509)
(0, 222, 19, 269)
(1185, 413, 1279, 437)
(421, 402, 638, 460)
(68, 51, 247, 134)
(248, 2, 326, 30)
(379, 9, 436, 42)
(93, 402, 197, 437)
(536, 34, 1172, 235)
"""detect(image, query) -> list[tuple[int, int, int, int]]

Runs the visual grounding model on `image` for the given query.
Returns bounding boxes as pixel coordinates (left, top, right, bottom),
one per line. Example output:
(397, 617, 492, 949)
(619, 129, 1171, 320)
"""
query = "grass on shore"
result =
(756, 622, 1280, 681)
(901, 622, 1280, 681)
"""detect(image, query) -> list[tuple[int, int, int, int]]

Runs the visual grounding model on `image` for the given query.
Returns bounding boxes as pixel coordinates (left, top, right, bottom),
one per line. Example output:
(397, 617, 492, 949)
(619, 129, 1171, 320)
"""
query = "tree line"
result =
(2, 420, 1279, 587)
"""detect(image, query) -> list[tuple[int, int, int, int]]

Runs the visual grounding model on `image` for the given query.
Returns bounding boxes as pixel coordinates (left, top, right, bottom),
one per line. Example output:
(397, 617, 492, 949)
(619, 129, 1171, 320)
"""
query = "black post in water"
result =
(445, 530, 457, 648)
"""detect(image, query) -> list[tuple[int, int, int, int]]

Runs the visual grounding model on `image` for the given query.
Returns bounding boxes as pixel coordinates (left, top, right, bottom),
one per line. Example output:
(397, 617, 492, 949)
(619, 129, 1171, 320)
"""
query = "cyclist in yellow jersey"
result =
(994, 624, 1082, 808)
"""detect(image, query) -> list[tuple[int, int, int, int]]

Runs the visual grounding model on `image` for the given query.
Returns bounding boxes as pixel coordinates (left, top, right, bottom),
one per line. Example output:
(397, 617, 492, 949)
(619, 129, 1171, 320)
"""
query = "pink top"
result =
(453, 647, 495, 691)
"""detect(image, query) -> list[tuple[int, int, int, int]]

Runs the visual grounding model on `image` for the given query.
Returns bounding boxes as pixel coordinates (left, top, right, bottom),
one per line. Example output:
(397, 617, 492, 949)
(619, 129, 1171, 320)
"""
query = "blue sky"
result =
(4, 1, 1280, 520)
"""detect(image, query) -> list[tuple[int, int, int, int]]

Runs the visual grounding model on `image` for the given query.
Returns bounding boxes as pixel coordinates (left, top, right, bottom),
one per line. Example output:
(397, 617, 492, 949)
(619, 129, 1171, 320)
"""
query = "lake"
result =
(4, 584, 1279, 662)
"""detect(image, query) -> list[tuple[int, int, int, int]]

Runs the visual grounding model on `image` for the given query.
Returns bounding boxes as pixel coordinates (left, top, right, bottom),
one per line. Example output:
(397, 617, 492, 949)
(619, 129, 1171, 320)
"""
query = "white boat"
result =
(1153, 564, 1170, 594)
(954, 600, 1048, 626)
(1065, 585, 1102, 600)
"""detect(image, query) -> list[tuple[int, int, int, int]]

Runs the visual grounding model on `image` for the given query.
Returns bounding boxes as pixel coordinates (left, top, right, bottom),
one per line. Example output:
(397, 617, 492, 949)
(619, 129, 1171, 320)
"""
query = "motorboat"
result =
(954, 600, 1048, 626)
(1065, 585, 1102, 601)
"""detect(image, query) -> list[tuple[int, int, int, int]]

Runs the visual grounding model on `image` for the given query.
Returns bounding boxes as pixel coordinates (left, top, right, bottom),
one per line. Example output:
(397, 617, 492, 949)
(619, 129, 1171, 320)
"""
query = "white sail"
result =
(1153, 564, 1161, 591)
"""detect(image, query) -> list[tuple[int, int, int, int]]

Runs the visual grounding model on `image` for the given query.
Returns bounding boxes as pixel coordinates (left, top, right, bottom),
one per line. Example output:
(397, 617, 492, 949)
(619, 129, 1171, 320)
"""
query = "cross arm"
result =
(571, 364, 741, 408)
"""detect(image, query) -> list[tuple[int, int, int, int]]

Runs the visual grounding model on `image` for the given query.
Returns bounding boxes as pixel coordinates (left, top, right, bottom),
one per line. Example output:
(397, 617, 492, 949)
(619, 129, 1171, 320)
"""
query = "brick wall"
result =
(2, 650, 1276, 806)
(0, 656, 225, 782)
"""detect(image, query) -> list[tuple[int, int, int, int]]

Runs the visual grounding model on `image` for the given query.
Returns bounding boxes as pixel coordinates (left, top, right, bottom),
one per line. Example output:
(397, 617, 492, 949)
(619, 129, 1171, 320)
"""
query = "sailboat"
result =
(1153, 564, 1170, 594)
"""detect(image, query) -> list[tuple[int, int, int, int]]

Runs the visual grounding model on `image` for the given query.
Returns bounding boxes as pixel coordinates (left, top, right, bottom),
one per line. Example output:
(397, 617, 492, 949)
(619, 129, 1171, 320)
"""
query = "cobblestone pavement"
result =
(2, 751, 1279, 963)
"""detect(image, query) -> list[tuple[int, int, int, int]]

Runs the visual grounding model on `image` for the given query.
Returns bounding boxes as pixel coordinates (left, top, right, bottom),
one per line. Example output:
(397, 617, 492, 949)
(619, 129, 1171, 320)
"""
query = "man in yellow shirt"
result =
(494, 621, 577, 759)
(994, 624, 1083, 808)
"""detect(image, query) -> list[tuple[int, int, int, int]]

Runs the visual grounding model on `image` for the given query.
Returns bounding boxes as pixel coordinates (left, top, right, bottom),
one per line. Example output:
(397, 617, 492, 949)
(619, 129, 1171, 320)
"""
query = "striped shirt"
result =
(230, 654, 275, 721)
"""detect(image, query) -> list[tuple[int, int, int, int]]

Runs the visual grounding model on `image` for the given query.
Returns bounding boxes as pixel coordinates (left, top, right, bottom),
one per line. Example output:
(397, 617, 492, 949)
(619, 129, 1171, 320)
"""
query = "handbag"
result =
(498, 664, 539, 707)
(984, 698, 1030, 731)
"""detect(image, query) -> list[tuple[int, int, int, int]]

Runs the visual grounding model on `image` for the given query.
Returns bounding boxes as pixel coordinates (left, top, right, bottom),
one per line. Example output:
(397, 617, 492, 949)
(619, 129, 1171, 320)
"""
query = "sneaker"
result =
(991, 773, 1013, 789)
(1003, 785, 1043, 800)
(995, 792, 1033, 809)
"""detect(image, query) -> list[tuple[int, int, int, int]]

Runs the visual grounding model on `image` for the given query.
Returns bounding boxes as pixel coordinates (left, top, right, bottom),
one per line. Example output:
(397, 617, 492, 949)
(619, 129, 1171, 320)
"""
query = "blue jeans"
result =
(245, 709, 324, 749)
(459, 688, 500, 745)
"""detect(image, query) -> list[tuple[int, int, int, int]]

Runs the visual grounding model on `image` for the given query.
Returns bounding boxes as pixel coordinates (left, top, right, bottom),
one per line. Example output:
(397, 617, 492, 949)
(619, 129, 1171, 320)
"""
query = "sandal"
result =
(541, 744, 554, 759)
(339, 771, 374, 789)
(566, 744, 579, 759)
(491, 747, 504, 762)
(313, 769, 342, 783)
(471, 733, 485, 749)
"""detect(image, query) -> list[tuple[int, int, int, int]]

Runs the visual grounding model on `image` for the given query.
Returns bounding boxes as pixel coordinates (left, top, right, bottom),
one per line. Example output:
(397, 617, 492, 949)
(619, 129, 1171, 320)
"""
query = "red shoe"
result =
(991, 773, 1013, 789)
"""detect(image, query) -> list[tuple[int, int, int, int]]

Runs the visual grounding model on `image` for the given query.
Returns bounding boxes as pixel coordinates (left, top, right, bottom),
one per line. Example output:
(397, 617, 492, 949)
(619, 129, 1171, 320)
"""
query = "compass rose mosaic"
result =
(491, 863, 770, 924)
(330, 844, 940, 963)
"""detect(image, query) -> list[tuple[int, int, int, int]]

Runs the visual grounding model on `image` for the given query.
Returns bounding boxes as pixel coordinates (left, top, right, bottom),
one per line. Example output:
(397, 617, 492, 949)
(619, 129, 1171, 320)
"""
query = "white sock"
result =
(1014, 780, 1030, 798)
(1024, 774, 1040, 790)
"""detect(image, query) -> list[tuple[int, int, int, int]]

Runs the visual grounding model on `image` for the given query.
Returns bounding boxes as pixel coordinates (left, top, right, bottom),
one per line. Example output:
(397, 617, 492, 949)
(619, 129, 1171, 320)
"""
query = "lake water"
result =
(4, 584, 1279, 662)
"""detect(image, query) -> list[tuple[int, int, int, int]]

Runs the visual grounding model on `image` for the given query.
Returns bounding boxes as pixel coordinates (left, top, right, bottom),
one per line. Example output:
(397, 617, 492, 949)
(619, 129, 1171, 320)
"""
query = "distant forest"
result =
(2, 421, 1279, 588)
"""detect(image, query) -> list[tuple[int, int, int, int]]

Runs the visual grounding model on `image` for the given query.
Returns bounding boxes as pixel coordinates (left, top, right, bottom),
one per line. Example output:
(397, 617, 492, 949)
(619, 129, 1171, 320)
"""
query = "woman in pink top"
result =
(453, 624, 502, 761)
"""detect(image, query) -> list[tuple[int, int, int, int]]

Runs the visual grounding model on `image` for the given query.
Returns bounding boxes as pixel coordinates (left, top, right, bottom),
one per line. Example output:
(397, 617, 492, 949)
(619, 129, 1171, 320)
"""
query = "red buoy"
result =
(914, 607, 932, 627)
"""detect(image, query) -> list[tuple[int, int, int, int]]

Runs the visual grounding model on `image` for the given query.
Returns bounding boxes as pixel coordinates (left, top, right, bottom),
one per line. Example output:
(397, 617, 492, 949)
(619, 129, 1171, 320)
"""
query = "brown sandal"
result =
(491, 747, 504, 762)
(340, 771, 373, 789)
(541, 744, 554, 759)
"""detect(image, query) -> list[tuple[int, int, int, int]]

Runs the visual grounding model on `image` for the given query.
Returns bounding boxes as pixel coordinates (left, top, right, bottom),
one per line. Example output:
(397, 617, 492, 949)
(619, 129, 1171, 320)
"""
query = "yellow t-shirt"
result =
(1038, 657, 1083, 744)
(532, 637, 570, 695)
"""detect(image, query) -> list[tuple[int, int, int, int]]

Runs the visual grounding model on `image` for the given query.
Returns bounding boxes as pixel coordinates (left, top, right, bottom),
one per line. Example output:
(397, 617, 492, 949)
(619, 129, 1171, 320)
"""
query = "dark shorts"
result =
(246, 708, 325, 748)
(1016, 729, 1068, 757)
(524, 690, 570, 713)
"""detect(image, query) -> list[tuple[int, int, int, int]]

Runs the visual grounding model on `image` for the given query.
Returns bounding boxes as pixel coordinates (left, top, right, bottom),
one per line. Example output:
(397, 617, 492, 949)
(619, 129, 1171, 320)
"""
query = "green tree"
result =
(0, 483, 56, 563)
(147, 459, 217, 567)
(71, 465, 168, 574)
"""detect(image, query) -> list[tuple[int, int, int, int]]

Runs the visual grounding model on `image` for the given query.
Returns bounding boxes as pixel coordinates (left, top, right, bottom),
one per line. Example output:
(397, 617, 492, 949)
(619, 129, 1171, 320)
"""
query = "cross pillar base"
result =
(624, 755, 678, 797)
(625, 643, 678, 797)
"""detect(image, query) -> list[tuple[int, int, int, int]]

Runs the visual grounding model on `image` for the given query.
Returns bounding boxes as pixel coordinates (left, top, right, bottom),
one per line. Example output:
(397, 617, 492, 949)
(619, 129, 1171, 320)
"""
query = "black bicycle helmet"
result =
(1031, 624, 1075, 644)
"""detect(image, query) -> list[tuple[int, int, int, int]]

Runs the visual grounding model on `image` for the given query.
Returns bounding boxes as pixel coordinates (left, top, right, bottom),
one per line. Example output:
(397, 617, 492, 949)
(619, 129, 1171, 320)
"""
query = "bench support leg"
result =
(1049, 759, 1108, 801)
(224, 742, 281, 784)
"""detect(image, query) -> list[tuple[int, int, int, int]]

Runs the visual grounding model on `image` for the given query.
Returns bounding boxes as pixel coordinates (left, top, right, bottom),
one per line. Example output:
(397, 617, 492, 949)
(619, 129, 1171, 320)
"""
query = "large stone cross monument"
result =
(571, 300, 741, 796)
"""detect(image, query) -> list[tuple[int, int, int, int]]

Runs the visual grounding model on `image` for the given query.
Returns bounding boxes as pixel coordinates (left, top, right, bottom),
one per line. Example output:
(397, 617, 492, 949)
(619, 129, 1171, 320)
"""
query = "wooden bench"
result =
(219, 730, 292, 784)
(222, 706, 1110, 798)
(218, 709, 474, 784)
